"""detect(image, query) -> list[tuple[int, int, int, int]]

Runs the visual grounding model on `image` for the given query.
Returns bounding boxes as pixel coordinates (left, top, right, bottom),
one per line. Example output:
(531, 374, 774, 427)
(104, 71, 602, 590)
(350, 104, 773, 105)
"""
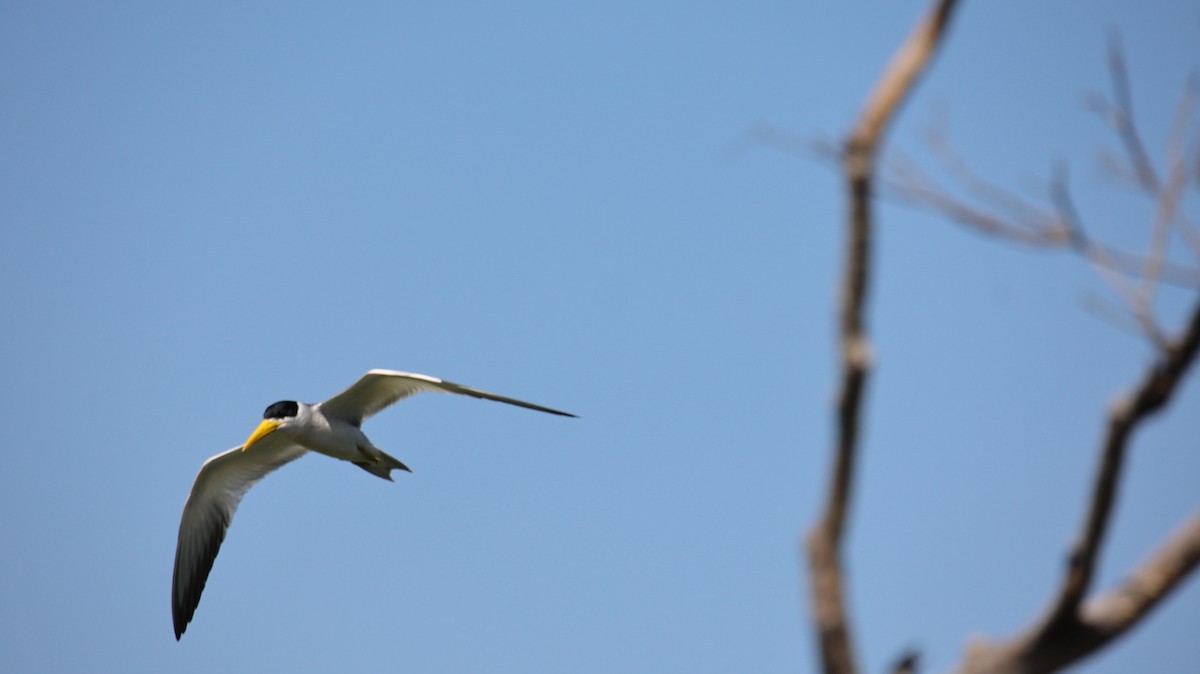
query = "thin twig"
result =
(884, 155, 1200, 287)
(884, 135, 1200, 289)
(1106, 34, 1159, 192)
(884, 161, 1062, 246)
(1048, 168, 1168, 344)
(924, 127, 1061, 233)
(1139, 76, 1199, 314)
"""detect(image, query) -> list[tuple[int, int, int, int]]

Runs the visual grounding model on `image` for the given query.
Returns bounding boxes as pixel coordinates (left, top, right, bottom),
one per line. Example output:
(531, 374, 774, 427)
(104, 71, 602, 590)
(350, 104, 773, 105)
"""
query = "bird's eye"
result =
(263, 401, 299, 420)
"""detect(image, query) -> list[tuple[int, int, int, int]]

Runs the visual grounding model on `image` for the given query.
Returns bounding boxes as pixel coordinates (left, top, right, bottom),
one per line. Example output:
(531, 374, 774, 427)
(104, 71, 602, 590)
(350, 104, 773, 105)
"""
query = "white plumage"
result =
(172, 369, 574, 640)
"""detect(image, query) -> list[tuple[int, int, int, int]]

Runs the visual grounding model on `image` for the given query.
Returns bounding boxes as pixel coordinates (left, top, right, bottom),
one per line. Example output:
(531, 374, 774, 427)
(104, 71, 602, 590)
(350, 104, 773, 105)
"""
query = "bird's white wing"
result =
(171, 435, 307, 640)
(318, 369, 576, 425)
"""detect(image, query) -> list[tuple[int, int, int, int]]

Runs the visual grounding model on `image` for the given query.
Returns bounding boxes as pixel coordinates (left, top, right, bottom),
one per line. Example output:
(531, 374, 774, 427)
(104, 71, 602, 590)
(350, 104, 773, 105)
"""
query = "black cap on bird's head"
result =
(263, 401, 299, 420)
(244, 401, 299, 452)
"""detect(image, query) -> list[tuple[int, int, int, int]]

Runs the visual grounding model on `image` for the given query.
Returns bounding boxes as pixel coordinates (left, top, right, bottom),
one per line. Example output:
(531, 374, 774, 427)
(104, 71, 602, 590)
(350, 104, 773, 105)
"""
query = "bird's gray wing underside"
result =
(171, 435, 307, 639)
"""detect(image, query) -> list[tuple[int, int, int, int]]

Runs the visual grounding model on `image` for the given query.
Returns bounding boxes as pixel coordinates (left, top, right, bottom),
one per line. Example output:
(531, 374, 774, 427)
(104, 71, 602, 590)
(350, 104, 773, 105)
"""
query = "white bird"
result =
(171, 369, 574, 640)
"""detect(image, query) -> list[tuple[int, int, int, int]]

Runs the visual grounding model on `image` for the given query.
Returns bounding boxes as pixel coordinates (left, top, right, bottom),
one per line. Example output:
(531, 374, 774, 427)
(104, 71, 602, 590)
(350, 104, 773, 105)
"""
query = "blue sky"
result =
(1, 1, 1197, 672)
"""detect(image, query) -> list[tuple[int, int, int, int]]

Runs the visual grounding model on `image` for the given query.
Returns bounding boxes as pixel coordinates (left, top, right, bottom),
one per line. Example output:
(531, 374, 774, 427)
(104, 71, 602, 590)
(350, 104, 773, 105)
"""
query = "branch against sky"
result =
(955, 297, 1200, 674)
(790, 2, 1198, 670)
(883, 39, 1200, 330)
(874, 34, 1200, 674)
(805, 2, 963, 674)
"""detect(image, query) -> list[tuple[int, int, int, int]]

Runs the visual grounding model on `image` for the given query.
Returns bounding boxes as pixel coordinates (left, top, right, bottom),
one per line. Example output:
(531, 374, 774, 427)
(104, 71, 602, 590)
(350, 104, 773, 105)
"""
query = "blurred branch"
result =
(954, 296, 1200, 674)
(889, 649, 921, 674)
(884, 148, 1200, 288)
(806, 2, 962, 674)
(1080, 508, 1200, 643)
(1088, 48, 1200, 264)
(1142, 77, 1200, 298)
(1100, 33, 1159, 192)
(883, 39, 1200, 347)
(958, 513, 1200, 674)
(772, 9, 1199, 674)
(848, 29, 1200, 674)
(1047, 168, 1169, 345)
(1051, 294, 1200, 622)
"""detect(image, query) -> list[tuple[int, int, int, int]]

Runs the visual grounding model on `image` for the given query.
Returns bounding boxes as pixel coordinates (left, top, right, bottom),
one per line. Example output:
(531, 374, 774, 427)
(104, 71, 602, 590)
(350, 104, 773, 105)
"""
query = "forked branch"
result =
(890, 38, 1200, 674)
(955, 297, 1200, 674)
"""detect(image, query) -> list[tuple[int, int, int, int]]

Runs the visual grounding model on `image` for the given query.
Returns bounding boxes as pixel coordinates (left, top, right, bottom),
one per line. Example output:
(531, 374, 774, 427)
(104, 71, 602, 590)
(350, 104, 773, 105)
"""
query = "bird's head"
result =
(243, 400, 299, 451)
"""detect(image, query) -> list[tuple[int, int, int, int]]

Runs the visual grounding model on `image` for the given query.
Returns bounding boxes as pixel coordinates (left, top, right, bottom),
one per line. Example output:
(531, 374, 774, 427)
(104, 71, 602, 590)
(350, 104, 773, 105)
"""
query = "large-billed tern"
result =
(172, 369, 574, 639)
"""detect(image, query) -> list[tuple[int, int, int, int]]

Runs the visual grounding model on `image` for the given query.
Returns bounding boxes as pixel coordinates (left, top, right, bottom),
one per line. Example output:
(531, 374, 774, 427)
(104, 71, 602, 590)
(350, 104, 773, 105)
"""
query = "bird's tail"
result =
(353, 450, 411, 482)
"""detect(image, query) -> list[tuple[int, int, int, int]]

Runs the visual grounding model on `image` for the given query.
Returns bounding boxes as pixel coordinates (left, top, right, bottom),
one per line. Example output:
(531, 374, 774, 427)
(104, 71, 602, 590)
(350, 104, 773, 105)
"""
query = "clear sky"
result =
(1, 1, 1197, 672)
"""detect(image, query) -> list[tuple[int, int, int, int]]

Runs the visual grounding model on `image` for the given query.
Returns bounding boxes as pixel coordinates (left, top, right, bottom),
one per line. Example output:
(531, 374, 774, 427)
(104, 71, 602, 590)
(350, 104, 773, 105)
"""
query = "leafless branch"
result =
(1047, 169, 1171, 344)
(853, 24, 1200, 674)
(1051, 294, 1200, 622)
(884, 36, 1200, 306)
(958, 509, 1200, 674)
(785, 8, 1198, 673)
(1080, 508, 1200, 641)
(889, 649, 921, 674)
(805, 2, 962, 674)
(1141, 78, 1200, 304)
(1103, 33, 1159, 192)
(952, 295, 1200, 674)
(740, 121, 839, 162)
(1078, 290, 1149, 338)
(884, 150, 1200, 289)
(922, 127, 1063, 234)
(1089, 43, 1200, 266)
(885, 151, 1064, 246)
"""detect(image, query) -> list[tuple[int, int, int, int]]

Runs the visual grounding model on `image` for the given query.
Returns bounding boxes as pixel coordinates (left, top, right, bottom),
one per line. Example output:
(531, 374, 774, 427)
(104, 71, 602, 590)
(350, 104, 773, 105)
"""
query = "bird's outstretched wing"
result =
(318, 369, 576, 426)
(172, 436, 307, 640)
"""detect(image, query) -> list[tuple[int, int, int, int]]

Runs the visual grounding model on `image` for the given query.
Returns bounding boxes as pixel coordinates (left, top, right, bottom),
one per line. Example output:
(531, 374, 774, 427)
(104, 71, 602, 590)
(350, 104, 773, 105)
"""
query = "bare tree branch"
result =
(806, 3, 962, 674)
(1047, 169, 1171, 345)
(1090, 42, 1200, 266)
(953, 295, 1200, 674)
(1104, 33, 1159, 193)
(1051, 294, 1200, 620)
(1081, 508, 1200, 640)
(885, 151, 1064, 246)
(884, 36, 1200, 299)
(889, 649, 921, 674)
(784, 9, 1198, 673)
(957, 512, 1200, 674)
(884, 149, 1200, 292)
(886, 38, 1200, 672)
(1140, 78, 1200, 307)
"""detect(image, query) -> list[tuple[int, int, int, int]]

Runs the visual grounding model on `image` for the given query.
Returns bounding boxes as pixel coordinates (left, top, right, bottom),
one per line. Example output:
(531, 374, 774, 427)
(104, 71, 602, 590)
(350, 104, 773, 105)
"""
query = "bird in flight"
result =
(172, 369, 574, 640)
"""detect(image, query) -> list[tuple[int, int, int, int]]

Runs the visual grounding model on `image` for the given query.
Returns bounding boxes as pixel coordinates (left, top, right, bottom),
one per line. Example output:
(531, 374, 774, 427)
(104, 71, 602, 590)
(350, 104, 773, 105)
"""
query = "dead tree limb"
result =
(1103, 33, 1159, 193)
(955, 296, 1200, 674)
(1051, 296, 1200, 622)
(874, 33, 1200, 673)
(787, 8, 1198, 673)
(805, 3, 962, 674)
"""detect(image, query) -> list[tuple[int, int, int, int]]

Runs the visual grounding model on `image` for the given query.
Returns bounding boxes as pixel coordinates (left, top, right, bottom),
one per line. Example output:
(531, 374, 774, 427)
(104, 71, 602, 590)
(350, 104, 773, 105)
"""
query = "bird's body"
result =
(272, 401, 380, 463)
(171, 369, 573, 640)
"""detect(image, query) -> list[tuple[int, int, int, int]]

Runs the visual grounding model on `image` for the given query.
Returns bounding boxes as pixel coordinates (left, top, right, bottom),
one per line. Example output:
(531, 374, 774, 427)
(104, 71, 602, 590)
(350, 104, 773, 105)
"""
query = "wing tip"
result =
(172, 605, 187, 640)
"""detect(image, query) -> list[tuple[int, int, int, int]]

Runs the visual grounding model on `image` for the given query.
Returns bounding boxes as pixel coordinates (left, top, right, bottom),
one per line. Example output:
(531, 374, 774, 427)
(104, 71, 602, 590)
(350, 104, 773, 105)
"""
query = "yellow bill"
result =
(243, 419, 281, 451)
